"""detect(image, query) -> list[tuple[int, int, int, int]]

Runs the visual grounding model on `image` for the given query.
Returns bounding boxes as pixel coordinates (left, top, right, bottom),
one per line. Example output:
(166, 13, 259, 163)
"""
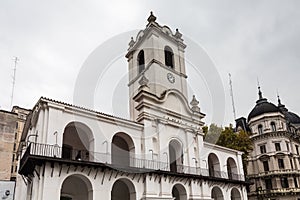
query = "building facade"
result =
(0, 110, 18, 181)
(11, 106, 30, 181)
(236, 88, 300, 199)
(16, 13, 247, 200)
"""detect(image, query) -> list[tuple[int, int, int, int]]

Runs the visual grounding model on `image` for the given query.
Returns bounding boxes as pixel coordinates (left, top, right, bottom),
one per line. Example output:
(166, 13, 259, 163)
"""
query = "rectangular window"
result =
(263, 161, 269, 172)
(294, 177, 298, 188)
(16, 122, 18, 129)
(281, 177, 289, 188)
(290, 159, 294, 169)
(11, 166, 13, 173)
(296, 145, 299, 155)
(278, 159, 284, 169)
(15, 166, 17, 172)
(12, 154, 15, 162)
(15, 132, 17, 140)
(265, 178, 272, 190)
(260, 145, 266, 154)
(275, 143, 281, 151)
(286, 142, 290, 151)
(13, 143, 16, 151)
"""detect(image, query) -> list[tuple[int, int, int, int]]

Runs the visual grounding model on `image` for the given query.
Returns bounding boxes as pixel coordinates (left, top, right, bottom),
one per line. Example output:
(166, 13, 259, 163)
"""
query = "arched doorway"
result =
(111, 132, 135, 167)
(211, 186, 224, 200)
(231, 188, 241, 200)
(60, 174, 93, 200)
(208, 153, 221, 178)
(111, 179, 136, 200)
(172, 184, 187, 200)
(169, 139, 183, 173)
(227, 158, 238, 180)
(62, 122, 94, 161)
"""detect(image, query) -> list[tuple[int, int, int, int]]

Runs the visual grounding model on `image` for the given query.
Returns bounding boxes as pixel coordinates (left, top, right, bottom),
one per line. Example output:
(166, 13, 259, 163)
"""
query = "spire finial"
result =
(147, 11, 157, 23)
(277, 89, 282, 106)
(257, 78, 263, 100)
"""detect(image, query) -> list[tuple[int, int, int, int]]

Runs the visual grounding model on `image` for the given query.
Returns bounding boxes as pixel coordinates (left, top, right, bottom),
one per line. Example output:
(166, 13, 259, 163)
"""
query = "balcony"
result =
(251, 187, 300, 197)
(19, 143, 245, 182)
(248, 169, 300, 178)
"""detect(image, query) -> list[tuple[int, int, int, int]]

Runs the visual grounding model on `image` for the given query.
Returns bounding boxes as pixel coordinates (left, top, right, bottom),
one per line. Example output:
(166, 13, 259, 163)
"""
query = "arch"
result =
(111, 132, 135, 167)
(62, 122, 94, 161)
(111, 178, 136, 200)
(164, 46, 174, 69)
(169, 139, 183, 173)
(60, 174, 93, 200)
(270, 121, 276, 132)
(208, 153, 221, 178)
(227, 157, 238, 180)
(172, 184, 187, 200)
(137, 50, 145, 74)
(211, 186, 224, 200)
(230, 188, 241, 200)
(258, 124, 263, 134)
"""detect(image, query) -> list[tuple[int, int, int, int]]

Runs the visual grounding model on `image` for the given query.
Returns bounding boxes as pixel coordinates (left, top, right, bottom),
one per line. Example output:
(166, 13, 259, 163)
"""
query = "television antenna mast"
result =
(10, 57, 19, 108)
(229, 73, 237, 120)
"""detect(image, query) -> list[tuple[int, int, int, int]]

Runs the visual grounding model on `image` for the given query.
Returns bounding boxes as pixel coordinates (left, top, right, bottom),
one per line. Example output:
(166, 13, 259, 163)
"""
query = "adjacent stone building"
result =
(11, 106, 30, 181)
(236, 87, 300, 199)
(0, 110, 18, 181)
(16, 13, 248, 200)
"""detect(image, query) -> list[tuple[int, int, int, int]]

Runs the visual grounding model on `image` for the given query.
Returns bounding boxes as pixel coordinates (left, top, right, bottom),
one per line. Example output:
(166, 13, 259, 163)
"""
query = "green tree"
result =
(204, 124, 253, 175)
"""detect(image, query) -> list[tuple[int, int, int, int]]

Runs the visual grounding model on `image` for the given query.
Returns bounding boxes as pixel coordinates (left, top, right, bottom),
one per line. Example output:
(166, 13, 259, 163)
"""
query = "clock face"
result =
(167, 73, 175, 83)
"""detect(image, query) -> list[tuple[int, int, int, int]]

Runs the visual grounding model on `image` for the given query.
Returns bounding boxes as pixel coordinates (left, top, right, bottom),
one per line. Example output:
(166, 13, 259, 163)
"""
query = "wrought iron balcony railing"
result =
(20, 142, 244, 181)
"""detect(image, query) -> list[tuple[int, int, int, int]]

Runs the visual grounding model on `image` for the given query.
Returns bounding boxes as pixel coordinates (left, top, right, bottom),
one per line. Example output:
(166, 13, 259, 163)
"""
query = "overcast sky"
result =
(1, 0, 300, 126)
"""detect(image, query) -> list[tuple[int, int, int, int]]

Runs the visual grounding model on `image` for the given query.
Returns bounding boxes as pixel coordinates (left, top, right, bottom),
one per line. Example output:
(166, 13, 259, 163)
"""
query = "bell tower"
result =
(126, 12, 191, 121)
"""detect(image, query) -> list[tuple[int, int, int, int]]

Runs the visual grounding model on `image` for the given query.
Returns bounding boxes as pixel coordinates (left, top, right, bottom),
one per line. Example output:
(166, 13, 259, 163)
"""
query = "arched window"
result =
(227, 158, 238, 180)
(169, 139, 183, 173)
(60, 174, 93, 200)
(258, 124, 263, 135)
(172, 184, 187, 200)
(137, 50, 145, 74)
(164, 46, 174, 69)
(270, 122, 276, 132)
(112, 132, 135, 167)
(208, 153, 221, 178)
(211, 186, 224, 200)
(230, 188, 241, 200)
(62, 122, 94, 161)
(111, 179, 136, 200)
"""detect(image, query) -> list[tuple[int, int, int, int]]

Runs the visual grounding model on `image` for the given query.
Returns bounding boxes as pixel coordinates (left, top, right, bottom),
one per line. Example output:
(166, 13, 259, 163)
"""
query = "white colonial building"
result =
(16, 12, 247, 200)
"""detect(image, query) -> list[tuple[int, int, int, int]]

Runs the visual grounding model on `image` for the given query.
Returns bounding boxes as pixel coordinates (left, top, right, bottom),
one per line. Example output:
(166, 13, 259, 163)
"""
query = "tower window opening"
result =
(258, 124, 263, 135)
(278, 158, 284, 169)
(164, 46, 174, 69)
(270, 122, 276, 132)
(275, 142, 281, 151)
(137, 50, 145, 74)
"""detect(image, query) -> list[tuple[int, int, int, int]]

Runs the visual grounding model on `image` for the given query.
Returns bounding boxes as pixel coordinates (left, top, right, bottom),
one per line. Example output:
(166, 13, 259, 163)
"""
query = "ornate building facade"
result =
(16, 13, 247, 200)
(236, 88, 300, 200)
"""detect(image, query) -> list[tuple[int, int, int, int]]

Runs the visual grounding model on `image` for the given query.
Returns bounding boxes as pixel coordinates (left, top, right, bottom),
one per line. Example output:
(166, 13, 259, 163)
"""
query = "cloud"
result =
(0, 0, 299, 126)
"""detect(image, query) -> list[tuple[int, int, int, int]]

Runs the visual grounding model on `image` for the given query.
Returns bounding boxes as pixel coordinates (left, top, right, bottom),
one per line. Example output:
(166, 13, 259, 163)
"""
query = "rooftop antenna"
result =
(229, 73, 237, 120)
(10, 57, 19, 108)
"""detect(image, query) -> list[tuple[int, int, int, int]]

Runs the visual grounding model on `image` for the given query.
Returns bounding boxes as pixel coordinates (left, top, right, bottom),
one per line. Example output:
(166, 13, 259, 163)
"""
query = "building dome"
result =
(278, 97, 300, 124)
(248, 87, 280, 121)
(285, 111, 300, 124)
(248, 99, 279, 121)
